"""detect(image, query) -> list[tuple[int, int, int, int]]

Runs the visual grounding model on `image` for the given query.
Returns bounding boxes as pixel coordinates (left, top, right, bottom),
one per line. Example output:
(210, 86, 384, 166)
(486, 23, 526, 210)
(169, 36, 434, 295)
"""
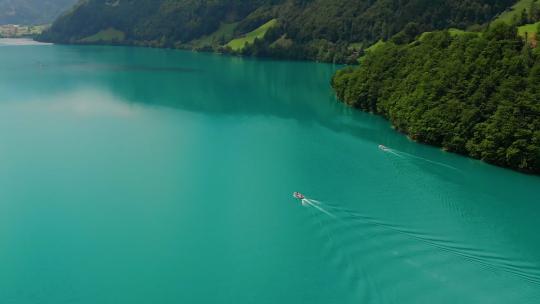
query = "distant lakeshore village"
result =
(0, 24, 47, 38)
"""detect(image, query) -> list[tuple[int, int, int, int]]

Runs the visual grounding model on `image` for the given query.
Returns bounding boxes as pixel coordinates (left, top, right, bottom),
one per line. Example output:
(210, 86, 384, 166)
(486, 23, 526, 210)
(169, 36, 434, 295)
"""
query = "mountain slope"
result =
(0, 0, 78, 25)
(38, 0, 274, 45)
(38, 0, 515, 62)
(36, 0, 540, 173)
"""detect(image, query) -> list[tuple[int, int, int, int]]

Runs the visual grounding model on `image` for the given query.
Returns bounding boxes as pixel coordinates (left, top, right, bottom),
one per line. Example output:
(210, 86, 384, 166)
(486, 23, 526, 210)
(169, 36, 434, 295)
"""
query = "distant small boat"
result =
(378, 144, 390, 151)
(293, 192, 305, 200)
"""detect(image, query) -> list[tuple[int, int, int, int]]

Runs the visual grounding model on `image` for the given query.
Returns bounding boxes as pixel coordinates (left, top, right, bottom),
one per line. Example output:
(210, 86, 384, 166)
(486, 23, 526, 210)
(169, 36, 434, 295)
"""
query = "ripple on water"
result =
(303, 200, 540, 303)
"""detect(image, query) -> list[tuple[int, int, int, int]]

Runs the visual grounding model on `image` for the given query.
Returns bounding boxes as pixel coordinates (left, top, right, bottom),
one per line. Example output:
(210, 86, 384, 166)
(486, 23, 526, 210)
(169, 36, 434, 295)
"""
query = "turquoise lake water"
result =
(0, 39, 539, 303)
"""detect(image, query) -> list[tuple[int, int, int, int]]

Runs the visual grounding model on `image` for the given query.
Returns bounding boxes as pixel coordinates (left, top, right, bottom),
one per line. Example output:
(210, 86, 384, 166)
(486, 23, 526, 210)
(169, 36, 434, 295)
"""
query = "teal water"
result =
(0, 39, 539, 304)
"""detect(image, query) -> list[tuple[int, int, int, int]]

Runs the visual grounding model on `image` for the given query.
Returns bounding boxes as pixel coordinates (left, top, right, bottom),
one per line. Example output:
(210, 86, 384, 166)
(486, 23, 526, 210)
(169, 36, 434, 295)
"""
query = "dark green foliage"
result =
(507, 0, 540, 26)
(390, 23, 422, 45)
(38, 0, 270, 46)
(35, 0, 540, 172)
(332, 23, 540, 173)
(240, 0, 515, 61)
(38, 0, 515, 62)
(531, 1, 540, 22)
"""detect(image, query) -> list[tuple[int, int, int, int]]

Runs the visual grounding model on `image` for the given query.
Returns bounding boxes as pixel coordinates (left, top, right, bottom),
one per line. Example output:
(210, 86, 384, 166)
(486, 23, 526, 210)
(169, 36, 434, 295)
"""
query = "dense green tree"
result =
(38, 0, 515, 63)
(332, 23, 540, 173)
(529, 1, 540, 22)
(35, 0, 540, 173)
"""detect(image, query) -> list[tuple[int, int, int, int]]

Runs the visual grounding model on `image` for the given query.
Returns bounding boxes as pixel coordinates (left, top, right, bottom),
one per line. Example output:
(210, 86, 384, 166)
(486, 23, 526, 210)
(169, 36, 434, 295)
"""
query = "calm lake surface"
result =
(1, 39, 539, 304)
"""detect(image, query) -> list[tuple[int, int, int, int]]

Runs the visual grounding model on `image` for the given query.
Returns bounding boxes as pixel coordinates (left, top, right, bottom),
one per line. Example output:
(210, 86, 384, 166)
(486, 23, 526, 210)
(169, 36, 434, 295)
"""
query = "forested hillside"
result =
(0, 0, 77, 25)
(332, 24, 540, 173)
(38, 0, 515, 62)
(37, 0, 540, 173)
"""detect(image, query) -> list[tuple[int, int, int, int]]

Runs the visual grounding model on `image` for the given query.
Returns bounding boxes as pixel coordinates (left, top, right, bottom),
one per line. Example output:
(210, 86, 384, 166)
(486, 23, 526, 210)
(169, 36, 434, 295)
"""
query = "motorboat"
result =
(293, 192, 305, 200)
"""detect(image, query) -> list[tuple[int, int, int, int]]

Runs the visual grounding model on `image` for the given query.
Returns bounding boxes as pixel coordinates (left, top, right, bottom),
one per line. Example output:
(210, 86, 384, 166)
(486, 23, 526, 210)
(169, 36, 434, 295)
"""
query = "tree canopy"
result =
(332, 23, 540, 173)
(38, 0, 515, 63)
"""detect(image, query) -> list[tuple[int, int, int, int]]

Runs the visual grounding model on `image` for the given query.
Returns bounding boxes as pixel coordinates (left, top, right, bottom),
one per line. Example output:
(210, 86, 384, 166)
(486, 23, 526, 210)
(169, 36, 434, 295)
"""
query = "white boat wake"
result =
(379, 144, 460, 171)
(297, 195, 540, 286)
(302, 198, 336, 218)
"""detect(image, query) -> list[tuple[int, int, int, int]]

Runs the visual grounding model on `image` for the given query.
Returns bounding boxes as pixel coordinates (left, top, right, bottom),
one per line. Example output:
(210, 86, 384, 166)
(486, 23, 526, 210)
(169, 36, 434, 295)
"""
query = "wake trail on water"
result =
(381, 146, 460, 172)
(304, 199, 540, 286)
(302, 199, 336, 218)
(305, 199, 382, 303)
(384, 149, 404, 158)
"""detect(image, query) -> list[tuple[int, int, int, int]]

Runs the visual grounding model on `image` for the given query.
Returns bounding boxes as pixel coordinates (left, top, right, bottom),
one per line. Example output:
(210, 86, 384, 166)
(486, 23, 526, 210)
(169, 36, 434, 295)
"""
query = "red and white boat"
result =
(293, 192, 305, 200)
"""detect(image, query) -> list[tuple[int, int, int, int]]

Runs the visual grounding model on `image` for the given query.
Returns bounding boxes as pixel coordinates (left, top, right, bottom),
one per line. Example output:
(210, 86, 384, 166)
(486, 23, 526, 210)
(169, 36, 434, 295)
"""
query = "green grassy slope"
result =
(80, 28, 125, 43)
(495, 0, 537, 23)
(39, 0, 517, 63)
(191, 22, 238, 49)
(419, 28, 474, 41)
(518, 20, 540, 35)
(448, 28, 470, 36)
(226, 19, 277, 51)
(365, 40, 386, 53)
